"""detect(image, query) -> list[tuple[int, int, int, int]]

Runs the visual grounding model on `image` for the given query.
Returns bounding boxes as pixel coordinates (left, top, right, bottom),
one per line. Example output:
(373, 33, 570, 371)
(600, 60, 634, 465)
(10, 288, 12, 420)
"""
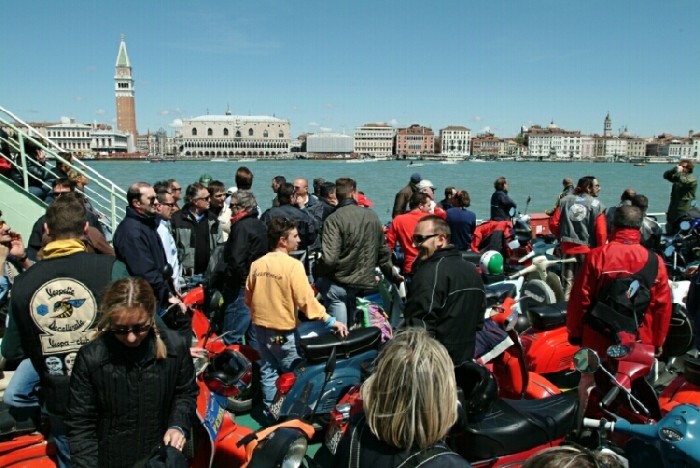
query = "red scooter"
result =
(658, 357, 700, 415)
(480, 296, 560, 400)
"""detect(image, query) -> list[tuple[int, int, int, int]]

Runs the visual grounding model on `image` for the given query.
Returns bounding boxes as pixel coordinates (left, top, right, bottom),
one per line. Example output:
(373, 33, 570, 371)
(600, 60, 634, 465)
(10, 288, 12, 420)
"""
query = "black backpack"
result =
(586, 250, 657, 339)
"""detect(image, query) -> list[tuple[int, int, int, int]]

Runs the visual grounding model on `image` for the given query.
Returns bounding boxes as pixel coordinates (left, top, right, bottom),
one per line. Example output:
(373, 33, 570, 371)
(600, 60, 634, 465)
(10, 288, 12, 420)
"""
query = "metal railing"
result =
(0, 105, 126, 233)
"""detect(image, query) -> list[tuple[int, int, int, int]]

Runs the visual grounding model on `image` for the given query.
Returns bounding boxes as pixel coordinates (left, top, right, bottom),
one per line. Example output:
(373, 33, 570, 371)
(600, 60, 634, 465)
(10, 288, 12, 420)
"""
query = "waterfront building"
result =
(692, 131, 700, 160)
(41, 119, 92, 153)
(92, 129, 129, 154)
(499, 139, 526, 158)
(395, 124, 434, 157)
(138, 129, 174, 156)
(580, 135, 595, 160)
(353, 123, 395, 158)
(526, 122, 582, 160)
(114, 34, 138, 147)
(604, 112, 613, 137)
(471, 132, 501, 156)
(440, 126, 471, 157)
(179, 110, 291, 159)
(306, 133, 353, 156)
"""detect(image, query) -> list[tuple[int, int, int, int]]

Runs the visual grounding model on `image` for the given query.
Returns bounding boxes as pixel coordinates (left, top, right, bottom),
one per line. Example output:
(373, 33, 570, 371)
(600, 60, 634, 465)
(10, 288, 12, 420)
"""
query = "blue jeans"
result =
(253, 325, 302, 409)
(48, 413, 71, 468)
(3, 358, 40, 408)
(222, 286, 258, 350)
(317, 278, 359, 326)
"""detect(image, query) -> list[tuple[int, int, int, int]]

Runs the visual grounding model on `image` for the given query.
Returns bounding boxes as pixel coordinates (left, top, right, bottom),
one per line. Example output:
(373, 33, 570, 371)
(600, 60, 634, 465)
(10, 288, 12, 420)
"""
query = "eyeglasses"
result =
(230, 203, 241, 209)
(293, 186, 305, 191)
(110, 321, 152, 335)
(160, 202, 176, 208)
(171, 187, 182, 192)
(412, 233, 439, 245)
(196, 196, 210, 201)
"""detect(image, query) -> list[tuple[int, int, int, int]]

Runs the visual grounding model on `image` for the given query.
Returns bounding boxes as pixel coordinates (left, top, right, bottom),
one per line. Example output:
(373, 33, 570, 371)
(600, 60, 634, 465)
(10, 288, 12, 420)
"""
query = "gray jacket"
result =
(559, 193, 605, 247)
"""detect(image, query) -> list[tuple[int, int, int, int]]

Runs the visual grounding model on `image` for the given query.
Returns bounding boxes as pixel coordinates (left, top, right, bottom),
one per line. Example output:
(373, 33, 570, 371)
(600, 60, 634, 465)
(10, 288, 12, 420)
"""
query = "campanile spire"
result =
(115, 34, 138, 139)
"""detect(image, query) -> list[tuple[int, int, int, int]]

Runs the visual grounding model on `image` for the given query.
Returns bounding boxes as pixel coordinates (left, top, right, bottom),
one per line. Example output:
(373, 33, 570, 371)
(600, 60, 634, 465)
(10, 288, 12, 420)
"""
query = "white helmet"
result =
(480, 250, 504, 275)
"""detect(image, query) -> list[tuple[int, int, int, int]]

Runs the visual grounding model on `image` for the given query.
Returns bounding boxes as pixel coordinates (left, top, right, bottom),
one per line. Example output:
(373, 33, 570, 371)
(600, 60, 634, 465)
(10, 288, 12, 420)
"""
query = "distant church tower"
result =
(115, 34, 138, 139)
(603, 112, 612, 137)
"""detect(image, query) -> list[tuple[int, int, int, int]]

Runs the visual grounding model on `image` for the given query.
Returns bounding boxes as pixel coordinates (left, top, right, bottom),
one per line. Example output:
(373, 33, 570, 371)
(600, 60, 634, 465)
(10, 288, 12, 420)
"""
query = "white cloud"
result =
(473, 116, 482, 122)
(74, 96, 82, 102)
(95, 109, 106, 116)
(169, 118, 183, 128)
(60, 116, 71, 124)
(308, 122, 320, 127)
(160, 110, 170, 116)
(481, 126, 491, 133)
(319, 127, 333, 132)
(388, 118, 399, 126)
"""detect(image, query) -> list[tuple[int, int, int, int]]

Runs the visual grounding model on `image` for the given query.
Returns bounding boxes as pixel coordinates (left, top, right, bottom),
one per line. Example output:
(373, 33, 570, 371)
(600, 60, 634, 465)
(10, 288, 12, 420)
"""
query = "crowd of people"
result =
(0, 156, 695, 467)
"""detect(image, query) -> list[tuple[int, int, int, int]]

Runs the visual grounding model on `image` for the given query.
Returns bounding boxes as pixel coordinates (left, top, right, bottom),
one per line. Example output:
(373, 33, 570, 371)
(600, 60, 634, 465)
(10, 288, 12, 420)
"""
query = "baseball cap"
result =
(357, 193, 375, 208)
(199, 173, 213, 185)
(416, 179, 435, 191)
(410, 173, 422, 183)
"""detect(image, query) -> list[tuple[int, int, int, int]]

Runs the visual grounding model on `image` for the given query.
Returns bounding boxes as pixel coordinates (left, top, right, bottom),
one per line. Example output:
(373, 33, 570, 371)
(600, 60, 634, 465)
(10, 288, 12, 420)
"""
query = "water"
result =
(87, 159, 674, 223)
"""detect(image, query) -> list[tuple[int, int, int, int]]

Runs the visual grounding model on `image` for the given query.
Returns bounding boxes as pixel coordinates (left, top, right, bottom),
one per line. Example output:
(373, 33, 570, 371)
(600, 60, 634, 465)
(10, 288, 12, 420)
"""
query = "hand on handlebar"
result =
(332, 321, 349, 338)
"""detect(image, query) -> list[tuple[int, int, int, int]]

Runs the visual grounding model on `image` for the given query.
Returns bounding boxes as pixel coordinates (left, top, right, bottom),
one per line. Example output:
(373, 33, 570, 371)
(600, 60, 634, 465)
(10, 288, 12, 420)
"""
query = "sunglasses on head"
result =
(412, 233, 439, 245)
(110, 322, 153, 335)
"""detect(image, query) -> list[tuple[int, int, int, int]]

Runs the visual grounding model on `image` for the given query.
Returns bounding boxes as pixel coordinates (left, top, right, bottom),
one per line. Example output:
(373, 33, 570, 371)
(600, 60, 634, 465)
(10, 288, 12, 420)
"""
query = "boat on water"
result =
(634, 163, 646, 167)
(346, 158, 379, 163)
(210, 158, 228, 162)
(440, 160, 459, 165)
(407, 163, 424, 167)
(469, 158, 487, 163)
(239, 158, 258, 162)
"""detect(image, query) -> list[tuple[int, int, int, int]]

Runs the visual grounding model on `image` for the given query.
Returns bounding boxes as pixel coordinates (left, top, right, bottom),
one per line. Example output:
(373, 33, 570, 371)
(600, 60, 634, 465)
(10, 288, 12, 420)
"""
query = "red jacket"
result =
(386, 209, 430, 274)
(566, 228, 672, 356)
(471, 220, 512, 252)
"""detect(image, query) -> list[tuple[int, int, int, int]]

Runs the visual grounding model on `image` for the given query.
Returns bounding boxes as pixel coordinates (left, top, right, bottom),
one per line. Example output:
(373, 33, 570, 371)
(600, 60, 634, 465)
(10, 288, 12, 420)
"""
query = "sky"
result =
(2, 0, 699, 139)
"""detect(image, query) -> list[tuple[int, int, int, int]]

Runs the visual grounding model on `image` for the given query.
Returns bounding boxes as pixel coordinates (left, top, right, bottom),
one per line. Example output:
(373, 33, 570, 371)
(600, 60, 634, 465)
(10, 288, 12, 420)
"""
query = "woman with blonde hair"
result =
(66, 277, 197, 467)
(333, 328, 470, 467)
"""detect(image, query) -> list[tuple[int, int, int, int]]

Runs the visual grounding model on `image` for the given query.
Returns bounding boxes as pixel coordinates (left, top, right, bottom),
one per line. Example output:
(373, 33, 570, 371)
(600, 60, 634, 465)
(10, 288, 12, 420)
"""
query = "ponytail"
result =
(153, 325, 168, 360)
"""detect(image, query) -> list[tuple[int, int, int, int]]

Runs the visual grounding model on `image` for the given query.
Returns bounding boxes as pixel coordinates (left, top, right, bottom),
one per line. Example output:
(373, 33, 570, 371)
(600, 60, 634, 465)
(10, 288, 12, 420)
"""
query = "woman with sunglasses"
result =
(66, 277, 197, 468)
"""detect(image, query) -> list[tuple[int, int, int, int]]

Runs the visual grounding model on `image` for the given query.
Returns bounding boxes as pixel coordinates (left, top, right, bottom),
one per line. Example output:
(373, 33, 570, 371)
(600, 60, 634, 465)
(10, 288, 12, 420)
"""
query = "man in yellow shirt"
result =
(245, 217, 348, 415)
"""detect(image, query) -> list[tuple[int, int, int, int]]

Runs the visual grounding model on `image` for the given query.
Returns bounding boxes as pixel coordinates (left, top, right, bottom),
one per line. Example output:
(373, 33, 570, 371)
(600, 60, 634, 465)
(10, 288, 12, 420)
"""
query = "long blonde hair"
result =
(95, 277, 167, 360)
(361, 328, 458, 450)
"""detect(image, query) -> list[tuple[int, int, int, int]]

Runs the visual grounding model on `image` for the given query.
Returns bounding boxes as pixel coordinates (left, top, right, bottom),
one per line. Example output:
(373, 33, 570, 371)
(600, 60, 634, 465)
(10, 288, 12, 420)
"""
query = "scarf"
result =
(42, 239, 87, 260)
(230, 209, 249, 225)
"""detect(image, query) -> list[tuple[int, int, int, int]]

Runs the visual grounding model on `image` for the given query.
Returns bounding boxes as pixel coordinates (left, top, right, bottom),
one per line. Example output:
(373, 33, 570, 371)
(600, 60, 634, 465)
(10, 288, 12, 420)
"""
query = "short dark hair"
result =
(418, 215, 451, 241)
(277, 183, 295, 205)
(613, 205, 643, 229)
(444, 186, 456, 198)
(319, 181, 336, 199)
(52, 178, 74, 190)
(184, 182, 207, 205)
(576, 176, 596, 194)
(454, 190, 471, 208)
(408, 192, 429, 209)
(681, 159, 695, 173)
(236, 166, 253, 190)
(208, 180, 225, 194)
(621, 188, 636, 202)
(267, 217, 296, 248)
(127, 182, 151, 207)
(153, 180, 170, 194)
(631, 194, 649, 213)
(335, 178, 356, 200)
(494, 177, 507, 191)
(46, 192, 87, 239)
(273, 175, 286, 186)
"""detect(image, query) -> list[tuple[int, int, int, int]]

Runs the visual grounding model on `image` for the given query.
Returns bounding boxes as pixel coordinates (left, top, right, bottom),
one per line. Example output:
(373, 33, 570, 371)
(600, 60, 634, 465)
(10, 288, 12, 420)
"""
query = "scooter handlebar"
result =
(583, 416, 657, 440)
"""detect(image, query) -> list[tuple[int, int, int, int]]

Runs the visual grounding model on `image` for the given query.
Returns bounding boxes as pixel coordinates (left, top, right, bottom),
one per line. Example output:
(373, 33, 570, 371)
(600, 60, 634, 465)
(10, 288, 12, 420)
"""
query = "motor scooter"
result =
(269, 327, 382, 427)
(583, 404, 700, 467)
(481, 295, 561, 400)
(316, 361, 579, 467)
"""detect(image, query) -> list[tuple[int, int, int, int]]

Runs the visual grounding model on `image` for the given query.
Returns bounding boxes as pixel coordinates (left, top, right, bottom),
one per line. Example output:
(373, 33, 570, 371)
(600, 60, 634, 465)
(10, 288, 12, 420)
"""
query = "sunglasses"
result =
(171, 187, 182, 192)
(159, 202, 176, 207)
(196, 196, 210, 201)
(412, 233, 439, 245)
(230, 203, 241, 209)
(110, 322, 152, 335)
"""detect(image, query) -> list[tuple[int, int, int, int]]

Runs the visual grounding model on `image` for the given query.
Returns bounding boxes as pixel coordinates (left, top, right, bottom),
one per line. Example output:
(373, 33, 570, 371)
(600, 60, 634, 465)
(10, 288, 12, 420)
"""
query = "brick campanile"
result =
(115, 34, 138, 139)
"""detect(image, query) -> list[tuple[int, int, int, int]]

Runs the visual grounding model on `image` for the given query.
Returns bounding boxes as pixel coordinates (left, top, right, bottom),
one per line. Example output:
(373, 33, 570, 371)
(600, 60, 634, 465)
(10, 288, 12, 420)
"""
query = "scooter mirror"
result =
(573, 348, 601, 374)
(680, 221, 691, 232)
(664, 245, 675, 257)
(509, 207, 516, 217)
(162, 264, 173, 280)
(209, 290, 224, 314)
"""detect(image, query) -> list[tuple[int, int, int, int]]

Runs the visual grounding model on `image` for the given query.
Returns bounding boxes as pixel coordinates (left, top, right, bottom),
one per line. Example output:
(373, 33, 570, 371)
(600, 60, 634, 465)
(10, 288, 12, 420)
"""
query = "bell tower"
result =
(115, 34, 138, 139)
(603, 112, 612, 138)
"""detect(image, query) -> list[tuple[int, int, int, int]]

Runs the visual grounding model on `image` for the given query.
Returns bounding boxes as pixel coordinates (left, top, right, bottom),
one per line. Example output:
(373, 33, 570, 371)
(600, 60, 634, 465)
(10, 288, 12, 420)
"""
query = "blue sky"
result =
(2, 0, 698, 138)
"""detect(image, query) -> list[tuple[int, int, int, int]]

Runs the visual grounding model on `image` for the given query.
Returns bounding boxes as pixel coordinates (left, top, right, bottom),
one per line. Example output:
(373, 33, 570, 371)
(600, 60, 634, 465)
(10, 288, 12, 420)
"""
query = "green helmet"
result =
(199, 173, 213, 186)
(480, 250, 504, 275)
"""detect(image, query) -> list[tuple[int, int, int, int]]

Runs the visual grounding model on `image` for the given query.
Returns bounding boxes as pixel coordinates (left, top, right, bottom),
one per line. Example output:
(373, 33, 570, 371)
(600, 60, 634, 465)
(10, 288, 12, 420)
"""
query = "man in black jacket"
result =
(490, 176, 517, 221)
(113, 182, 183, 311)
(402, 215, 485, 366)
(260, 183, 318, 249)
(8, 193, 124, 467)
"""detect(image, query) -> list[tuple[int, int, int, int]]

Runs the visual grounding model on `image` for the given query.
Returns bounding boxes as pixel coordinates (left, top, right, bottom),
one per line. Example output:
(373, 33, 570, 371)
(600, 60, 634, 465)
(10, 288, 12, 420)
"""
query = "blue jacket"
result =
(113, 206, 170, 306)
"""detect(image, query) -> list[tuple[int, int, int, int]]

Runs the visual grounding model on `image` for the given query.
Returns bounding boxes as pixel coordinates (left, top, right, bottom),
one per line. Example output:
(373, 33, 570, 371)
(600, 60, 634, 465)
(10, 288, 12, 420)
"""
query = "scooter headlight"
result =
(248, 427, 308, 468)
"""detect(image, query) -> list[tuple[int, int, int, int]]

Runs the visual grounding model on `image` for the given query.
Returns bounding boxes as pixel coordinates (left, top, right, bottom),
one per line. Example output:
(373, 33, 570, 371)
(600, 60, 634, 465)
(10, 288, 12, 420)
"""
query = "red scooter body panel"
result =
(521, 326, 577, 374)
(0, 433, 57, 467)
(659, 376, 700, 415)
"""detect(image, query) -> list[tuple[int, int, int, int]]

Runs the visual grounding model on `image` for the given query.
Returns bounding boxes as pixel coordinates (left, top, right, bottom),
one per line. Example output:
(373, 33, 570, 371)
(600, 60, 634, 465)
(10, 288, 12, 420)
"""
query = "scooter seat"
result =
(462, 251, 482, 265)
(484, 283, 517, 308)
(300, 327, 381, 364)
(453, 394, 578, 461)
(0, 402, 37, 438)
(526, 302, 568, 331)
